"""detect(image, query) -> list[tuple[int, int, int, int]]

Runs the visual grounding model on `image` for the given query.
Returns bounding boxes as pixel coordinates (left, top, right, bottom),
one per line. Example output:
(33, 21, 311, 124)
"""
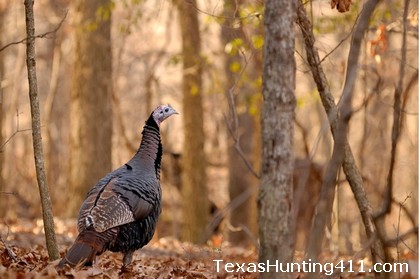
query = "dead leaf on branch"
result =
(331, 0, 353, 13)
(368, 24, 387, 63)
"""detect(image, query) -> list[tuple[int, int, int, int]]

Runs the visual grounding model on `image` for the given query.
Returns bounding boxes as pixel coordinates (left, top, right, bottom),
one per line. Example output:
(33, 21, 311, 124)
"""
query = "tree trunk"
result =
(24, 0, 59, 260)
(258, 0, 296, 277)
(0, 3, 5, 218)
(67, 0, 113, 216)
(175, 0, 208, 244)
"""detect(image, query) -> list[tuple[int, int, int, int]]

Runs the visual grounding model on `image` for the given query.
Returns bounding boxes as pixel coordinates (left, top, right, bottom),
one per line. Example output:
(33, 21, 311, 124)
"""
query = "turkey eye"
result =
(164, 108, 169, 112)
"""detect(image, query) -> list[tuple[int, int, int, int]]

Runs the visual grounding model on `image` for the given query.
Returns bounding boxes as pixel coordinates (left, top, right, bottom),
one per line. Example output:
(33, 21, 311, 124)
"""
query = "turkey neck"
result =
(129, 114, 162, 180)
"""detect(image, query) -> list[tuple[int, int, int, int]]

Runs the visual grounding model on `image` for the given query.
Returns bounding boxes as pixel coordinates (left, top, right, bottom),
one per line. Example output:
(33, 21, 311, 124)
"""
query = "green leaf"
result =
(190, 84, 199, 96)
(225, 38, 245, 56)
(230, 61, 242, 73)
(252, 34, 264, 49)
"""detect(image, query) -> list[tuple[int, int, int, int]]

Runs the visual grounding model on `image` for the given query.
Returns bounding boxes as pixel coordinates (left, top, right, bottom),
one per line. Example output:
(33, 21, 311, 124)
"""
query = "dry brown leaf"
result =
(331, 0, 352, 13)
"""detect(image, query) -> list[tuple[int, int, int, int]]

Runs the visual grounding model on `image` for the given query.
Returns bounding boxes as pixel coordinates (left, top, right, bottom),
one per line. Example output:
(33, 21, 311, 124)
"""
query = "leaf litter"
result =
(0, 218, 417, 278)
(0, 218, 259, 278)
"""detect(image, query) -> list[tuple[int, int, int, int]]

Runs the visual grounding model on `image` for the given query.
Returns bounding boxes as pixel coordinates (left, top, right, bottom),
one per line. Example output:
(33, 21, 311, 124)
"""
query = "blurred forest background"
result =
(0, 0, 418, 273)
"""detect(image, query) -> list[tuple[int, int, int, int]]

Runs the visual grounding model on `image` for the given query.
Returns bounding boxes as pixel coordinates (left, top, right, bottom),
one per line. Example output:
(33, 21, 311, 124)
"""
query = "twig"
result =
(0, 223, 18, 262)
(395, 195, 412, 262)
(220, 0, 261, 180)
(391, 197, 417, 231)
(0, 191, 17, 195)
(223, 50, 260, 179)
(351, 87, 377, 114)
(396, 195, 410, 262)
(0, 110, 32, 152)
(298, 1, 360, 74)
(201, 185, 256, 243)
(398, 235, 418, 256)
(318, 12, 360, 66)
(385, 227, 418, 253)
(186, 0, 261, 22)
(0, 9, 68, 53)
(224, 127, 261, 178)
(225, 220, 259, 248)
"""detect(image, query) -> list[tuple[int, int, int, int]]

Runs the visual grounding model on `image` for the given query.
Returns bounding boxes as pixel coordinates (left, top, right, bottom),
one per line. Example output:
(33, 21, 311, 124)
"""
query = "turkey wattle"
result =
(58, 104, 177, 268)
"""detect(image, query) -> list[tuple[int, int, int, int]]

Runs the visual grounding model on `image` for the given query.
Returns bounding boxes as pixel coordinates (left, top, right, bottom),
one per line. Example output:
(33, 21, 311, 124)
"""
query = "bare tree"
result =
(23, 0, 59, 260)
(258, 0, 296, 278)
(175, 0, 208, 243)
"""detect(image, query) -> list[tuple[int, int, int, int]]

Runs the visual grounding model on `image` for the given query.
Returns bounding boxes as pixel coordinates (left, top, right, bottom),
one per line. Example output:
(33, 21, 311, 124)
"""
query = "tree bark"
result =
(24, 0, 59, 260)
(67, 0, 113, 216)
(175, 0, 208, 243)
(258, 0, 296, 277)
(0, 3, 5, 217)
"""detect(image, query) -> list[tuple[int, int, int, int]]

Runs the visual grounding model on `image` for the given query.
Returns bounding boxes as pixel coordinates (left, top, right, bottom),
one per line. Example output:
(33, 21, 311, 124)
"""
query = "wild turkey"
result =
(58, 104, 178, 268)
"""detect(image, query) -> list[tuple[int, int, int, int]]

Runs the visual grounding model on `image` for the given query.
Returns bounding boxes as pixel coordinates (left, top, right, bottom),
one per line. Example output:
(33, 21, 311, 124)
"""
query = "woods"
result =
(0, 0, 418, 278)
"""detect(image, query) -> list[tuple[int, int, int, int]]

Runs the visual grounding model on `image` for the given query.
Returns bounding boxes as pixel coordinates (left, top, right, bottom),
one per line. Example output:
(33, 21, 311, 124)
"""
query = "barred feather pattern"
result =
(133, 125, 163, 180)
(108, 189, 161, 253)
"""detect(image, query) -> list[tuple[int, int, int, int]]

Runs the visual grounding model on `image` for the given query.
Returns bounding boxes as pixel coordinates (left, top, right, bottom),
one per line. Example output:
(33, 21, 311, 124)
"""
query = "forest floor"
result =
(0, 218, 417, 278)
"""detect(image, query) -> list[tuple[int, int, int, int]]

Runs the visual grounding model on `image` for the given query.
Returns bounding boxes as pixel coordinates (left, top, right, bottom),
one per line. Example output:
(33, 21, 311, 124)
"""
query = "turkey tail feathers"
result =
(57, 241, 97, 268)
(57, 230, 109, 268)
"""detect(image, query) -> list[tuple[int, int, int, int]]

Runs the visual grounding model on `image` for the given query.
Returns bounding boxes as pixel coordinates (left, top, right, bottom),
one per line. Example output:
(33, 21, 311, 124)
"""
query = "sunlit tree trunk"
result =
(258, 0, 296, 277)
(175, 0, 208, 243)
(0, 3, 5, 218)
(67, 0, 113, 216)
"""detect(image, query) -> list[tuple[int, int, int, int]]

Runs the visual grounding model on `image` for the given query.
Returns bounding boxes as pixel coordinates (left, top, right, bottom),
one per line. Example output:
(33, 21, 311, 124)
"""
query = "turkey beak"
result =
(171, 110, 179, 117)
(168, 105, 178, 115)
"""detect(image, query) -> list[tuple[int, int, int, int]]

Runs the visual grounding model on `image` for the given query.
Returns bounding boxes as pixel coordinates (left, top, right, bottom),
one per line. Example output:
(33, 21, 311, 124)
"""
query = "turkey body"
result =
(58, 105, 177, 268)
(105, 170, 162, 255)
